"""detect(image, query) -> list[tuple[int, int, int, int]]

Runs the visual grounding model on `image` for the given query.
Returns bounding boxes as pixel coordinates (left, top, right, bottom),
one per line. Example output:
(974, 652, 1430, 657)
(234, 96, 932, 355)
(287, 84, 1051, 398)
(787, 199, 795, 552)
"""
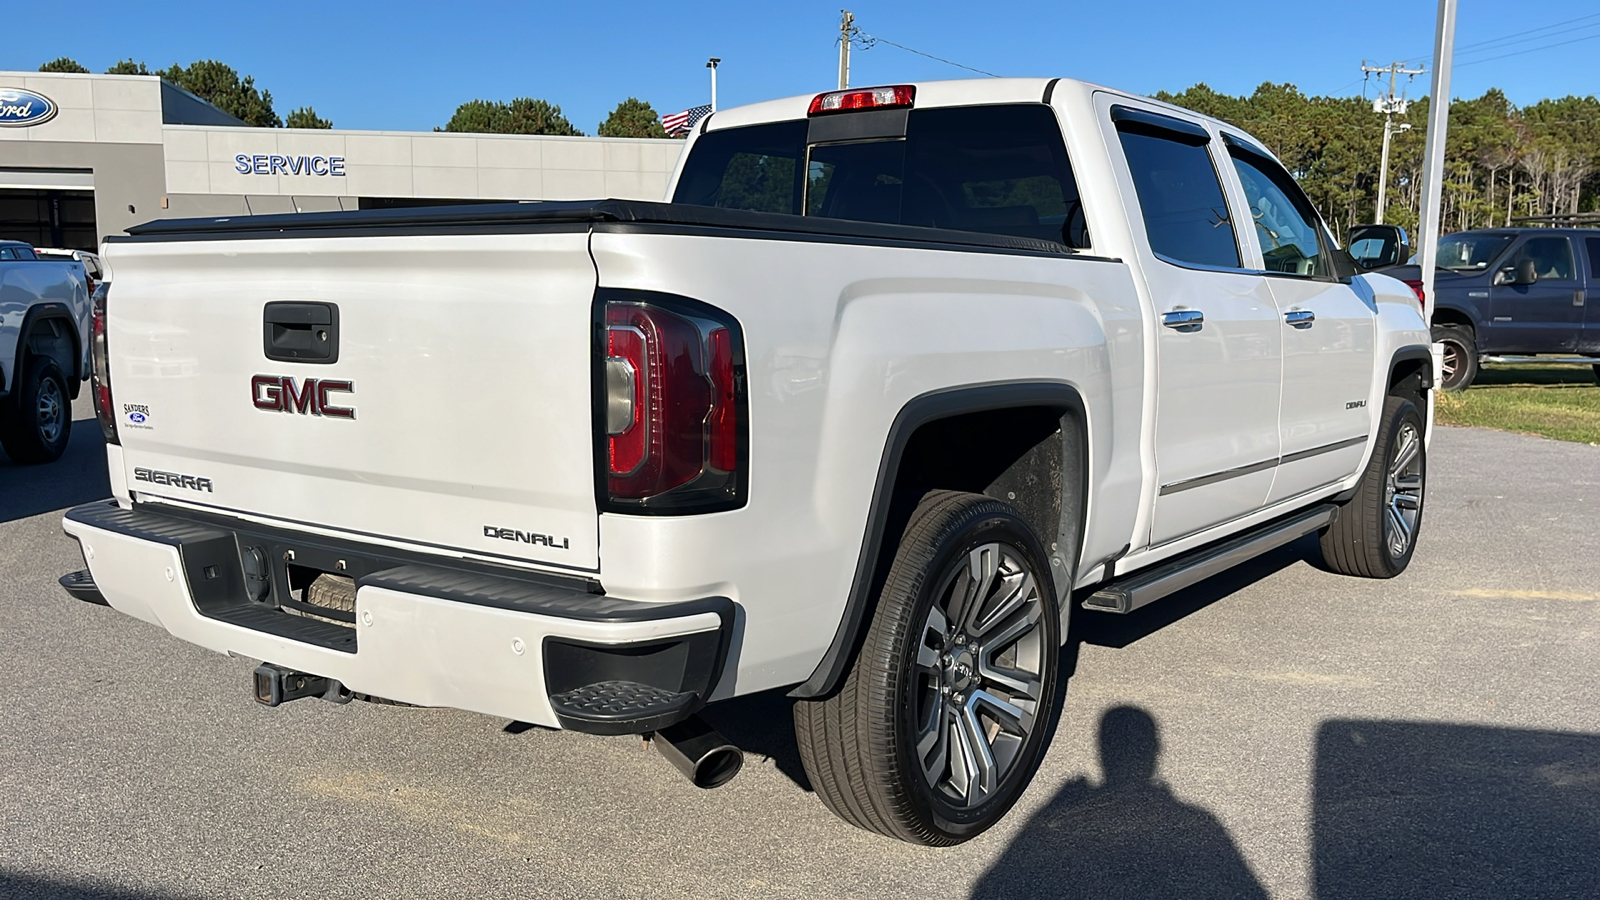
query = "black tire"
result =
(0, 358, 72, 465)
(794, 490, 1064, 845)
(1320, 395, 1426, 578)
(1432, 324, 1478, 392)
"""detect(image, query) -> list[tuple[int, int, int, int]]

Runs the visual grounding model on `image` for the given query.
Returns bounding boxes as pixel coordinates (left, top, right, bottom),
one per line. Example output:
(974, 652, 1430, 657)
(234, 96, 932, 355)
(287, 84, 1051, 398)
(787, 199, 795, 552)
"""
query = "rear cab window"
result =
(673, 104, 1089, 249)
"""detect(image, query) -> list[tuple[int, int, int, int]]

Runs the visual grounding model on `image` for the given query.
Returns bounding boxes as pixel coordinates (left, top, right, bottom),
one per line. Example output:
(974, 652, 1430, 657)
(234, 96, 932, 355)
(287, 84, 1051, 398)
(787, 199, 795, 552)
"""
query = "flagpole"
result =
(707, 57, 721, 112)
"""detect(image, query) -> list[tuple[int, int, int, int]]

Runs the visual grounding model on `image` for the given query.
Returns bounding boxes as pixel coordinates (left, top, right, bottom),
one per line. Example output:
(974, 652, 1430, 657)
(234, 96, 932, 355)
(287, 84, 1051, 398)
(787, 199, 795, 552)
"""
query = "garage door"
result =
(0, 173, 96, 251)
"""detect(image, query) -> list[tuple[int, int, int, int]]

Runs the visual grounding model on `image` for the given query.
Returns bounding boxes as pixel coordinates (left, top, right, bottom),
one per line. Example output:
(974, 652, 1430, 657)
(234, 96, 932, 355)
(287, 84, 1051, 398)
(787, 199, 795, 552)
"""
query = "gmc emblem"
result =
(252, 374, 355, 419)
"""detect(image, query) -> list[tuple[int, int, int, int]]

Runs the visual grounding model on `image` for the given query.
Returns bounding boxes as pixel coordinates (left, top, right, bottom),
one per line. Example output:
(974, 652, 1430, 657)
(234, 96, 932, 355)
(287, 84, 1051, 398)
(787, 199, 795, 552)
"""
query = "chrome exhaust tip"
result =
(653, 715, 744, 789)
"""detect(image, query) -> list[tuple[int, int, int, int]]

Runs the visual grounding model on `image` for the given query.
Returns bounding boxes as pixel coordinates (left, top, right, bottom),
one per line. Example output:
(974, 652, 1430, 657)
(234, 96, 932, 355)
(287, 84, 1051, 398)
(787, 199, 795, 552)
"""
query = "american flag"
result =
(661, 104, 713, 136)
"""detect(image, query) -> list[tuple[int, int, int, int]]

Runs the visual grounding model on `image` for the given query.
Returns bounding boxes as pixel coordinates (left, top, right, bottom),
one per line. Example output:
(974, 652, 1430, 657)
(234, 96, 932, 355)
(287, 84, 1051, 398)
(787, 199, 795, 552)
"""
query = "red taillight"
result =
(599, 295, 745, 513)
(1402, 279, 1426, 312)
(707, 327, 736, 473)
(90, 282, 118, 444)
(808, 84, 915, 116)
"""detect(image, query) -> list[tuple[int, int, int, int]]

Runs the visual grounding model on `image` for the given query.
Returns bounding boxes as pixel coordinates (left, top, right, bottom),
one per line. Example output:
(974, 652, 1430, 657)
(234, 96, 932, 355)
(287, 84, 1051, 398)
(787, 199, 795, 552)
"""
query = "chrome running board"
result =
(1084, 504, 1336, 614)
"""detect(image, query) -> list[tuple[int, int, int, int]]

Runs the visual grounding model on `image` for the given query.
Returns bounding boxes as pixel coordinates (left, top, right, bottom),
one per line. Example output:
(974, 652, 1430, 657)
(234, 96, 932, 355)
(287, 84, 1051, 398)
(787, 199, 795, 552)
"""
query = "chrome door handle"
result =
(1285, 309, 1315, 329)
(1576, 290, 1587, 307)
(1161, 309, 1204, 331)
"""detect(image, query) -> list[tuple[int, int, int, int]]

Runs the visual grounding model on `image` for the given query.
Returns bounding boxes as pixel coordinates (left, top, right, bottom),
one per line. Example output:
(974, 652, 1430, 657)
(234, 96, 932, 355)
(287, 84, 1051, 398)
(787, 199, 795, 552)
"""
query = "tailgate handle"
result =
(263, 302, 339, 364)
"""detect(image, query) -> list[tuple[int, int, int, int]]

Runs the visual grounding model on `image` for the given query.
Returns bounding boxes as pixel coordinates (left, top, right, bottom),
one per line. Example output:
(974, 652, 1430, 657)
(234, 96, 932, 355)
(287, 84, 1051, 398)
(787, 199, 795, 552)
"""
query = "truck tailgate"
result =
(101, 232, 599, 572)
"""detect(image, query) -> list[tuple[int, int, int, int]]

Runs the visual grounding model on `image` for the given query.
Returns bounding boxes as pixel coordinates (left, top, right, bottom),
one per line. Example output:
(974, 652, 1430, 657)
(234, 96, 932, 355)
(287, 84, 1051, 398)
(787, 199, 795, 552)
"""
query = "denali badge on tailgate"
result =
(484, 526, 571, 550)
(252, 375, 355, 419)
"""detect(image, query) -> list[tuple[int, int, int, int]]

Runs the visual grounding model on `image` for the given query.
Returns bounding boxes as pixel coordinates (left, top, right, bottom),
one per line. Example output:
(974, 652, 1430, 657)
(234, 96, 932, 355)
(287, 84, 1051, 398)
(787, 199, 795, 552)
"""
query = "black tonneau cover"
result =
(115, 199, 1076, 256)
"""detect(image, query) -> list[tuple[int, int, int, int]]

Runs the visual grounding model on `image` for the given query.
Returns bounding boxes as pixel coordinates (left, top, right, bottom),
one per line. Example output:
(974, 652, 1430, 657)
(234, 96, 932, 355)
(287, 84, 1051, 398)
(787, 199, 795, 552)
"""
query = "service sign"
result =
(0, 88, 58, 127)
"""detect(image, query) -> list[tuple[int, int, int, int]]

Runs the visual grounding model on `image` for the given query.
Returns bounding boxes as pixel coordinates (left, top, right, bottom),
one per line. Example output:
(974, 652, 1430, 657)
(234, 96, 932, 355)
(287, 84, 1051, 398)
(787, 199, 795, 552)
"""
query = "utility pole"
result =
(707, 57, 721, 111)
(838, 10, 855, 90)
(1362, 60, 1426, 223)
(1417, 0, 1458, 322)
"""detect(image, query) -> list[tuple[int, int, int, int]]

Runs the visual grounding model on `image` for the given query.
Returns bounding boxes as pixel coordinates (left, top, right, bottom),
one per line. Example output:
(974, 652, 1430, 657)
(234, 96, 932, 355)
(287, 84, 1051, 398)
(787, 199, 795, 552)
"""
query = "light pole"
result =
(707, 57, 721, 111)
(1417, 0, 1458, 321)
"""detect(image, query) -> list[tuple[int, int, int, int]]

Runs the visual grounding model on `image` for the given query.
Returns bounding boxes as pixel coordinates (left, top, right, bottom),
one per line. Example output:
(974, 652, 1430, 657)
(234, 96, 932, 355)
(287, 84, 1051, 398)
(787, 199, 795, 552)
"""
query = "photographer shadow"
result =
(971, 706, 1266, 900)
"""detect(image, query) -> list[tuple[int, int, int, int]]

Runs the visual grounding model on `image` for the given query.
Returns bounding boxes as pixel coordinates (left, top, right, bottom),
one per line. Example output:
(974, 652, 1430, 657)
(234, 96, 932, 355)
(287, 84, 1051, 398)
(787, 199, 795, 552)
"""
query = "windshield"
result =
(1436, 233, 1513, 272)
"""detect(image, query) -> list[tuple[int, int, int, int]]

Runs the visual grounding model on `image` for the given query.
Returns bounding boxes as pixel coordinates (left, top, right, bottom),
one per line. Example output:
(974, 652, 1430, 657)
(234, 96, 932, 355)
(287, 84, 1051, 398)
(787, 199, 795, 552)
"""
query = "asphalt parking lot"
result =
(2, 398, 1597, 900)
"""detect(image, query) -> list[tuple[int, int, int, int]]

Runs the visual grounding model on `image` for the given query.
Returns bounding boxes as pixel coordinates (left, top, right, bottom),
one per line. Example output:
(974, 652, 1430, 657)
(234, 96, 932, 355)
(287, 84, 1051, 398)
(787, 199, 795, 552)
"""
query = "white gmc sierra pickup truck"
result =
(61, 78, 1434, 845)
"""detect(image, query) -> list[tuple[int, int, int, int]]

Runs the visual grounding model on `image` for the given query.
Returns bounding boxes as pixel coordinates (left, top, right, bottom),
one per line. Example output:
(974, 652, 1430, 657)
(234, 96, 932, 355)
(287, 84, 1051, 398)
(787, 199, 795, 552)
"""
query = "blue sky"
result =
(7, 1, 1597, 132)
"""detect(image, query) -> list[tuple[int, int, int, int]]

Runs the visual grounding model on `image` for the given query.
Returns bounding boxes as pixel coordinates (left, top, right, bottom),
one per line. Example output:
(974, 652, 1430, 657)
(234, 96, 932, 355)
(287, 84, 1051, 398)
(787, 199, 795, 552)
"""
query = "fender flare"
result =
(789, 381, 1090, 699)
(5, 302, 81, 400)
(1389, 343, 1434, 392)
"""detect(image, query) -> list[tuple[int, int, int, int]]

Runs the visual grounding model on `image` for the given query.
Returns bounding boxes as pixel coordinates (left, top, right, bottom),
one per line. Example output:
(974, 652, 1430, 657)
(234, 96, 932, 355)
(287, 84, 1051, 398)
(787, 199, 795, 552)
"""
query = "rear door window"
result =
(1514, 236, 1576, 281)
(1114, 119, 1240, 269)
(1587, 238, 1600, 283)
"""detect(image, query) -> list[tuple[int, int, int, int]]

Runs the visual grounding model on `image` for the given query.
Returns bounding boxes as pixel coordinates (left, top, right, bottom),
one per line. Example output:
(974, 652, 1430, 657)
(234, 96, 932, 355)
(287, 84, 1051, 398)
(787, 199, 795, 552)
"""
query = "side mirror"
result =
(1346, 224, 1409, 269)
(1495, 260, 1539, 286)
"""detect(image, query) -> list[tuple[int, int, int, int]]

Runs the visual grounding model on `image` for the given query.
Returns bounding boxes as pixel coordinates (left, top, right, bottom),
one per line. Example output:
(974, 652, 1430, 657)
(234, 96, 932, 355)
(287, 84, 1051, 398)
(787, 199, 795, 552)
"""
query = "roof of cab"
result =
(700, 76, 1238, 135)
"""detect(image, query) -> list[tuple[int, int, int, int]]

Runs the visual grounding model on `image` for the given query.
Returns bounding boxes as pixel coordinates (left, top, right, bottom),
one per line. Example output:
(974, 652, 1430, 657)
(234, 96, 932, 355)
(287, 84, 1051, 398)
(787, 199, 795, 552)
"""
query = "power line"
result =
(851, 29, 1001, 78)
(1402, 10, 1600, 62)
(1450, 20, 1600, 61)
(1455, 30, 1600, 68)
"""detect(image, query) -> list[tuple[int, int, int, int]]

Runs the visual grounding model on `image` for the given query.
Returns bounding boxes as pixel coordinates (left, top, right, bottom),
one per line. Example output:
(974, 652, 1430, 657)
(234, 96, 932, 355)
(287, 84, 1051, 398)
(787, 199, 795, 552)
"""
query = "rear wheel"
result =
(1432, 324, 1478, 392)
(0, 358, 72, 465)
(794, 491, 1064, 845)
(1320, 395, 1425, 578)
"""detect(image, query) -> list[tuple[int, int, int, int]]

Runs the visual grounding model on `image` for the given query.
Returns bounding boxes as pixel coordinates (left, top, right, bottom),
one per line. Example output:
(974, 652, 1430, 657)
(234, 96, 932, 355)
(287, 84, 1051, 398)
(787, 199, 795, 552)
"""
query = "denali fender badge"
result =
(484, 526, 571, 550)
(252, 375, 355, 419)
(133, 467, 214, 492)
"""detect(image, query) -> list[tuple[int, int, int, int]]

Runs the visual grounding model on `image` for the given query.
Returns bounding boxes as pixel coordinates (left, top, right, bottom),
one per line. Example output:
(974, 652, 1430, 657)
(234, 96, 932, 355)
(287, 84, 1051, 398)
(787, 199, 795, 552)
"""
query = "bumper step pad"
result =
(59, 569, 107, 605)
(548, 680, 698, 736)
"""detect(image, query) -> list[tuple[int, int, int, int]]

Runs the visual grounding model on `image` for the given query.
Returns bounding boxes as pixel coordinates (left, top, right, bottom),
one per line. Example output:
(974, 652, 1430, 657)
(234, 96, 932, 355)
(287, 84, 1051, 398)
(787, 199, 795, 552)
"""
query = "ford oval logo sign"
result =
(0, 88, 58, 127)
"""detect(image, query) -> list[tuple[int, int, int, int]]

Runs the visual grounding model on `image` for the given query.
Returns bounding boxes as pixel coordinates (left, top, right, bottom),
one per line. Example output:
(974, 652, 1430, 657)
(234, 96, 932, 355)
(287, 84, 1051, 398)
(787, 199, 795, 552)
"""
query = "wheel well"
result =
(889, 407, 1068, 554)
(1389, 356, 1431, 403)
(791, 388, 1088, 699)
(1430, 307, 1474, 331)
(19, 315, 82, 399)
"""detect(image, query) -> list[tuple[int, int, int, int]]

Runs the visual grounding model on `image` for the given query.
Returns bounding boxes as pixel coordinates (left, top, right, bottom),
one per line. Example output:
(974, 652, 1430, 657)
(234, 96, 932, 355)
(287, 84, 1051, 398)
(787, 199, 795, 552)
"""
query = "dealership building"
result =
(0, 71, 686, 251)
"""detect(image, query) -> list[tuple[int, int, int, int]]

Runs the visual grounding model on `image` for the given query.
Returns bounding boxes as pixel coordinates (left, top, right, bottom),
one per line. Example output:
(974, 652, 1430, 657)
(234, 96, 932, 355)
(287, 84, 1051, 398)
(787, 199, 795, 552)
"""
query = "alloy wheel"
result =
(1384, 421, 1423, 557)
(911, 542, 1046, 809)
(1439, 342, 1460, 387)
(36, 376, 64, 445)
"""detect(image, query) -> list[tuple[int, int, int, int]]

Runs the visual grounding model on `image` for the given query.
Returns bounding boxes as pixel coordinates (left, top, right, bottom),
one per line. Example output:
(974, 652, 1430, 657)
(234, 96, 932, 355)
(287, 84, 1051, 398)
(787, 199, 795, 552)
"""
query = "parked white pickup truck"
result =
(2, 239, 91, 463)
(62, 78, 1433, 844)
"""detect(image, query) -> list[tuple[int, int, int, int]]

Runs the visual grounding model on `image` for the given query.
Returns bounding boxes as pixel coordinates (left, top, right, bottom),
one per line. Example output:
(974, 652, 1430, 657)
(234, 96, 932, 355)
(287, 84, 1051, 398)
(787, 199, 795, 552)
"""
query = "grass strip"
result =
(1435, 363, 1600, 444)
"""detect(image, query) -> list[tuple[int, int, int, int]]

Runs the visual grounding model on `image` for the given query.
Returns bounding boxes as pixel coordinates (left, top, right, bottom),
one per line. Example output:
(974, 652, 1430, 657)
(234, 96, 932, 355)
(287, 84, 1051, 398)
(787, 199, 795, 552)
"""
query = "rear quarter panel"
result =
(591, 229, 1144, 695)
